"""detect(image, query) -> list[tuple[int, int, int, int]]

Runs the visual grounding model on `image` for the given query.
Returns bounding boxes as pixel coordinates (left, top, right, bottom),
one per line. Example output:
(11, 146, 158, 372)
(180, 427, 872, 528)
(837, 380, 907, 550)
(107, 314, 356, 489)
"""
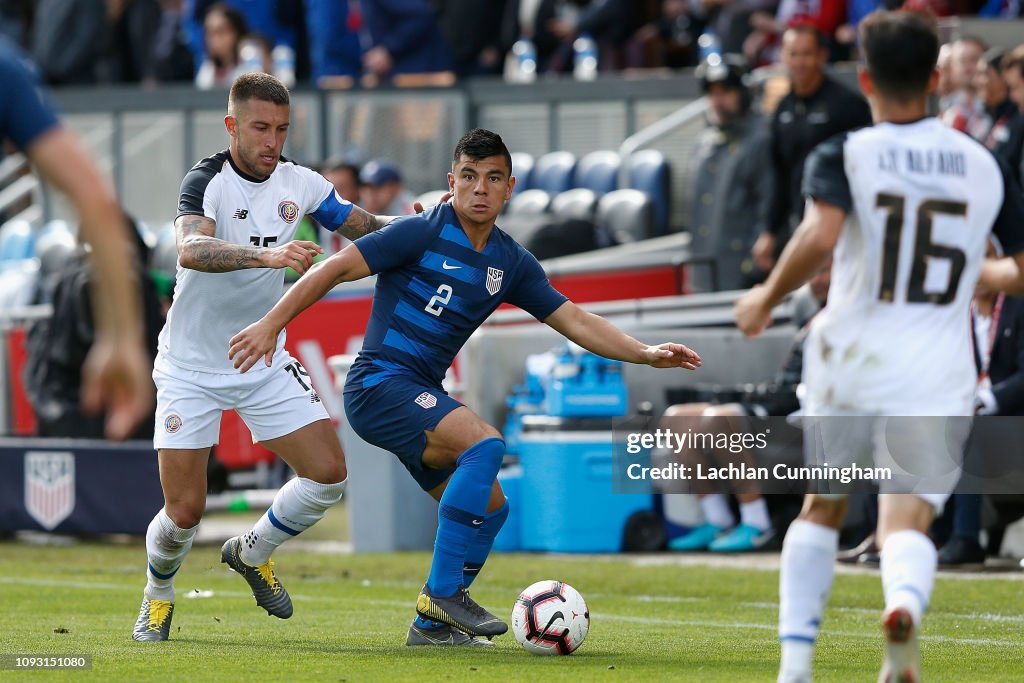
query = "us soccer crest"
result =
(486, 267, 503, 296)
(24, 451, 76, 531)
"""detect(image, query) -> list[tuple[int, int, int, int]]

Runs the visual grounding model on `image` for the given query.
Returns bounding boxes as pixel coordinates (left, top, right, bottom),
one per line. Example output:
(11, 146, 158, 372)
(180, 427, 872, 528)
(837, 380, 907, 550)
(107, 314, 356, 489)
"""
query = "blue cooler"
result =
(492, 464, 523, 552)
(518, 416, 651, 553)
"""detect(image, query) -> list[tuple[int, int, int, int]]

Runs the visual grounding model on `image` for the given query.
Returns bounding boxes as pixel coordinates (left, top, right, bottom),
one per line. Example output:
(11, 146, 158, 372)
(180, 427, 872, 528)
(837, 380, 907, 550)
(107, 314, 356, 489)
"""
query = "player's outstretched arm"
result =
(176, 214, 323, 273)
(735, 199, 843, 337)
(543, 301, 702, 370)
(228, 244, 372, 372)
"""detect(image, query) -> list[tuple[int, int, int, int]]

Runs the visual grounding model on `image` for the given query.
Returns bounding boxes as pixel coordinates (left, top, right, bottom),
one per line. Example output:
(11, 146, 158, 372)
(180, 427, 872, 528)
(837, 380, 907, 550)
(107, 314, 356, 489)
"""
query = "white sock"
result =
(880, 529, 935, 628)
(778, 520, 839, 679)
(145, 508, 198, 602)
(239, 477, 346, 567)
(740, 498, 772, 532)
(700, 494, 736, 529)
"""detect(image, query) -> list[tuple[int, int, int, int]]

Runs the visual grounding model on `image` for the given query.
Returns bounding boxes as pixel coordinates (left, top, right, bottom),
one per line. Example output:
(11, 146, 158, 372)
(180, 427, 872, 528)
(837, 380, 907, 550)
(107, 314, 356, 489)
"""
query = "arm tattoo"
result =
(176, 215, 264, 273)
(336, 206, 388, 241)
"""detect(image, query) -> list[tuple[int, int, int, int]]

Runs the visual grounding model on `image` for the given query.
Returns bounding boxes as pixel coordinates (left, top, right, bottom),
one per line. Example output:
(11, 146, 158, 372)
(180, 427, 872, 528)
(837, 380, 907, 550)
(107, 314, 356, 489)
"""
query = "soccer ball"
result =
(511, 580, 590, 655)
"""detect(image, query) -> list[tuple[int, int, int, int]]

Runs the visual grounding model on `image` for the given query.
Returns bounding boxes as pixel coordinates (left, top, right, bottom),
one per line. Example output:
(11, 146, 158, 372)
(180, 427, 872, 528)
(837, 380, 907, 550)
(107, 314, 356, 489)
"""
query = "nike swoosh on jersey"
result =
(441, 261, 462, 270)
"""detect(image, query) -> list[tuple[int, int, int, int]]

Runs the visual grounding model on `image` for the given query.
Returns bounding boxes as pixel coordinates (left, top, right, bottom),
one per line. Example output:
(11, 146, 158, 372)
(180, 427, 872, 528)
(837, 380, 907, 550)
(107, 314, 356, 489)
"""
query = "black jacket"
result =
(973, 294, 1024, 416)
(768, 75, 872, 239)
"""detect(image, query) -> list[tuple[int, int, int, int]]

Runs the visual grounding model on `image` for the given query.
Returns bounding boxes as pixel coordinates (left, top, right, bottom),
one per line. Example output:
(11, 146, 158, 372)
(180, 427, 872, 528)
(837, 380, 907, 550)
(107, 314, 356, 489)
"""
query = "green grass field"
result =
(1, 535, 1022, 682)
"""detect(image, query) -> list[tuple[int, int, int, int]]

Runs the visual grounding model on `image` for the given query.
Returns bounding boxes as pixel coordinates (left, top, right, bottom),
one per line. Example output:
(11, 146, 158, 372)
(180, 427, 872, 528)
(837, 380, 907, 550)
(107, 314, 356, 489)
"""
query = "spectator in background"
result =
(149, 0, 196, 84)
(626, 0, 701, 69)
(24, 220, 164, 440)
(687, 55, 773, 292)
(106, 0, 164, 84)
(743, 0, 848, 68)
(361, 0, 453, 86)
(323, 160, 362, 203)
(31, 0, 107, 85)
(936, 42, 956, 109)
(532, 0, 637, 74)
(1000, 46, 1024, 185)
(974, 49, 1020, 155)
(315, 160, 362, 258)
(750, 24, 871, 274)
(195, 2, 247, 89)
(185, 0, 301, 75)
(692, 0, 778, 58)
(359, 160, 416, 216)
(663, 260, 830, 552)
(939, 239, 1024, 566)
(436, 0, 518, 77)
(939, 36, 987, 137)
(305, 0, 362, 88)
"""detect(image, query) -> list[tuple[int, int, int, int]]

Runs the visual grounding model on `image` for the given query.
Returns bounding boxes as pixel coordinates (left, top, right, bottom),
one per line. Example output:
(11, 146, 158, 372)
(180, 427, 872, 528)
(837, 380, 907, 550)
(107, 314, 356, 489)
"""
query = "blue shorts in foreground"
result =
(344, 376, 462, 491)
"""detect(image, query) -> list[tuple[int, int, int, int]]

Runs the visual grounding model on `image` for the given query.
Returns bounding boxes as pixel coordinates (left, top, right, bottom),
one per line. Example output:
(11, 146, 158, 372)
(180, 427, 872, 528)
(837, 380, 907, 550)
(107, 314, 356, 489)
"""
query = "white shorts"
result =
(152, 352, 330, 450)
(801, 410, 972, 513)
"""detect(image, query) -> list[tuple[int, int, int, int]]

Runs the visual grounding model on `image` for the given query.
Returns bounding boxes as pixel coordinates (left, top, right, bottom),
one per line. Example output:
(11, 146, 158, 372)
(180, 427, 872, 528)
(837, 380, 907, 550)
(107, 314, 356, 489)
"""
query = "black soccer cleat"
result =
(415, 584, 508, 638)
(220, 536, 293, 619)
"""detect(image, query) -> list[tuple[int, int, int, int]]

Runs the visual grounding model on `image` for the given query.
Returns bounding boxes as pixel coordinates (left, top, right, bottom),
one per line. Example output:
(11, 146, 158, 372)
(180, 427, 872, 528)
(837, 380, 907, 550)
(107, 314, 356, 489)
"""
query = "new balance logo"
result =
(414, 392, 437, 409)
(233, 209, 249, 219)
(441, 260, 462, 270)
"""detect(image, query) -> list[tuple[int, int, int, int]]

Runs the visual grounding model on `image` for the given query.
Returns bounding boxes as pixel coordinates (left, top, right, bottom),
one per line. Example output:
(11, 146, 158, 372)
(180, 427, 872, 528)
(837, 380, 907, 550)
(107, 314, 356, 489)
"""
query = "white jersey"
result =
(800, 118, 1024, 415)
(159, 151, 353, 373)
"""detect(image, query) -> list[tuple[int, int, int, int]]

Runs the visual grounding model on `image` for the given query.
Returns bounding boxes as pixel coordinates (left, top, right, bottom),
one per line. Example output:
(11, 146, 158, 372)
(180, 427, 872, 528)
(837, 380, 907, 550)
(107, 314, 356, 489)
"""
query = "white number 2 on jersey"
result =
(425, 284, 453, 316)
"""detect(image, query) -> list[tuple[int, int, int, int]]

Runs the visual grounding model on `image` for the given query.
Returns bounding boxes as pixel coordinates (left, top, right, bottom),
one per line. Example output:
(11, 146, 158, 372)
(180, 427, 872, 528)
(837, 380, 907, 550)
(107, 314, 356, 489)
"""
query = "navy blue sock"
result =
(426, 437, 505, 597)
(463, 499, 509, 588)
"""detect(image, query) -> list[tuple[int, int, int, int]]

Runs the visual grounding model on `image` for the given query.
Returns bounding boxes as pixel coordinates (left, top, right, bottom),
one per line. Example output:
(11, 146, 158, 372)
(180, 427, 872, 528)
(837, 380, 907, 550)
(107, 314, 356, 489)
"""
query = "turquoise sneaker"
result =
(668, 523, 726, 551)
(708, 523, 775, 552)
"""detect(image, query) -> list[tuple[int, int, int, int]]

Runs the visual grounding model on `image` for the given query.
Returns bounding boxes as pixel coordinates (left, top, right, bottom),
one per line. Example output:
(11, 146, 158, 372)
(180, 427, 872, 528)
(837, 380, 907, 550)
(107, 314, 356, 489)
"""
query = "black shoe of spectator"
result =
(837, 534, 877, 565)
(938, 536, 986, 567)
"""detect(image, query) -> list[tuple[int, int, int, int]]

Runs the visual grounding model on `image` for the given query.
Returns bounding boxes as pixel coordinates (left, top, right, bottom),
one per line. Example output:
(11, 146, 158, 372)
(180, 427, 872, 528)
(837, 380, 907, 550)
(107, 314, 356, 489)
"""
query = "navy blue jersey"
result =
(347, 202, 568, 388)
(0, 39, 60, 151)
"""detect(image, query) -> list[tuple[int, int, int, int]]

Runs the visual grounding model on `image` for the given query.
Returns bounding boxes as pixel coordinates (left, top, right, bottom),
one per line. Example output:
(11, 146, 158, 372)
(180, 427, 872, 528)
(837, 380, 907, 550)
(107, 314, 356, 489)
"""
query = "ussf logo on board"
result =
(278, 200, 299, 224)
(24, 451, 76, 531)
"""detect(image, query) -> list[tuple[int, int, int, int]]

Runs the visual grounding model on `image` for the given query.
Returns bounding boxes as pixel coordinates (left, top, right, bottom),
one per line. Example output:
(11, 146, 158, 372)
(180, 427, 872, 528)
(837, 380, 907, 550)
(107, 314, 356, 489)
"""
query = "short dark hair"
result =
(859, 11, 938, 104)
(783, 23, 828, 51)
(229, 72, 289, 114)
(1002, 45, 1024, 78)
(452, 128, 513, 175)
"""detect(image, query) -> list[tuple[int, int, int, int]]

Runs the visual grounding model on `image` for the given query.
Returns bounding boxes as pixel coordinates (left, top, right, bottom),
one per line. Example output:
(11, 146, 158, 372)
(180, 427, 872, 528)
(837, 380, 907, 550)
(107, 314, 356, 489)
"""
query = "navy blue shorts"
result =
(343, 376, 462, 492)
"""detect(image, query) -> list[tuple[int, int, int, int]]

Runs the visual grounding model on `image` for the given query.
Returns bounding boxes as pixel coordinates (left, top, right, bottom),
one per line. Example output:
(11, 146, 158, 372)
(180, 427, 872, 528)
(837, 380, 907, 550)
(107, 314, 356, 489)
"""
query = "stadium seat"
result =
(0, 219, 36, 263)
(550, 188, 598, 222)
(596, 189, 654, 243)
(532, 151, 577, 195)
(628, 150, 672, 236)
(510, 152, 535, 192)
(574, 150, 621, 195)
(414, 189, 450, 209)
(506, 189, 552, 217)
